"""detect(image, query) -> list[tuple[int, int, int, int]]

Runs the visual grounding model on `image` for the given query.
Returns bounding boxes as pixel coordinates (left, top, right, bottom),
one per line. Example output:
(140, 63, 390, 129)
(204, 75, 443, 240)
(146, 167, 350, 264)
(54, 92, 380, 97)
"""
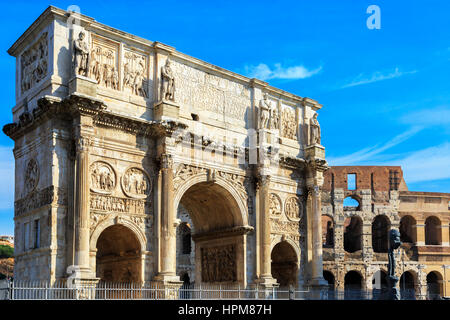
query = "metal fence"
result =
(0, 280, 425, 300)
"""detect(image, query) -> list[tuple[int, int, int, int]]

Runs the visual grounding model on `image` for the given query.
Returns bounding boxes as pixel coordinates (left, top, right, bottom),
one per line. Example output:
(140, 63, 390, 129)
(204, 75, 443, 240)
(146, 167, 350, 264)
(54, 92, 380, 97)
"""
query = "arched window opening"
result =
(344, 271, 363, 300)
(178, 223, 192, 255)
(425, 216, 441, 245)
(343, 196, 360, 210)
(322, 215, 334, 248)
(323, 271, 335, 299)
(372, 215, 390, 253)
(344, 216, 362, 253)
(400, 216, 416, 243)
(426, 272, 442, 300)
(400, 271, 416, 300)
(372, 270, 388, 300)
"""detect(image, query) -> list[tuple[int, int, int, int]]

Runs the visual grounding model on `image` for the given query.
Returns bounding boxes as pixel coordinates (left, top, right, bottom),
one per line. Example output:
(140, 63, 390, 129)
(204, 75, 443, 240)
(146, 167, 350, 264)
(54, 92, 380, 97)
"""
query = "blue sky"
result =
(0, 1, 449, 234)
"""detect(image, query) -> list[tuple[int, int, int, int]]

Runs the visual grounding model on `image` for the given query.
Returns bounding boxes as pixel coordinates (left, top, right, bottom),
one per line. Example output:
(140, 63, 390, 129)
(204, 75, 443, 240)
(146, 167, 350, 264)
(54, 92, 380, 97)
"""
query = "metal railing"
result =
(0, 280, 430, 300)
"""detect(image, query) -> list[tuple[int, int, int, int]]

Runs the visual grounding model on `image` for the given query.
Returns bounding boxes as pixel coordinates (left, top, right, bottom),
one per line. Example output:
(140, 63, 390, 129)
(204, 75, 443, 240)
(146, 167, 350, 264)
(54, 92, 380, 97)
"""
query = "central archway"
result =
(175, 178, 249, 285)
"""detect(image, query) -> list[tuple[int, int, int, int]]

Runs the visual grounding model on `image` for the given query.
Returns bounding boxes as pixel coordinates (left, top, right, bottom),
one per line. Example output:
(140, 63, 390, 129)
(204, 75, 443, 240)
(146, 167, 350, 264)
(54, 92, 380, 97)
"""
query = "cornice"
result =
(3, 95, 188, 141)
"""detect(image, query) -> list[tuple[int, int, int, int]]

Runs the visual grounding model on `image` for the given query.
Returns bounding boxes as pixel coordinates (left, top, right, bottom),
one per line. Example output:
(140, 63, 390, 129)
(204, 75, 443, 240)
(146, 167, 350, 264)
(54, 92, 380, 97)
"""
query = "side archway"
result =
(270, 240, 298, 287)
(90, 217, 147, 283)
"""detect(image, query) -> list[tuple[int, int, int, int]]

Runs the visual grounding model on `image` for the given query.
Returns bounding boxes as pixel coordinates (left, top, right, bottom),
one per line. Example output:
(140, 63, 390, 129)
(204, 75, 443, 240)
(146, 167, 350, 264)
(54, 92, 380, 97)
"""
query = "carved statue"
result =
(161, 59, 175, 101)
(259, 93, 271, 129)
(309, 113, 321, 145)
(387, 229, 401, 300)
(73, 31, 90, 77)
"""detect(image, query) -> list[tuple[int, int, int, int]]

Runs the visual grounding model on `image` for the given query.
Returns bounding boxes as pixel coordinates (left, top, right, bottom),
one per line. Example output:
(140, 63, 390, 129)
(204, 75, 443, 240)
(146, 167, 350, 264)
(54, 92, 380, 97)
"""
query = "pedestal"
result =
(387, 276, 400, 300)
(69, 75, 97, 97)
(305, 144, 325, 160)
(154, 100, 180, 121)
(153, 275, 183, 299)
(254, 277, 280, 299)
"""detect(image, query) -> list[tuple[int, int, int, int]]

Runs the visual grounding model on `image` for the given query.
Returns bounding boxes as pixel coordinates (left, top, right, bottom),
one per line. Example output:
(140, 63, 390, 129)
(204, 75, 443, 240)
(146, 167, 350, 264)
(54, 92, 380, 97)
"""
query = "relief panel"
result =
(90, 35, 120, 90)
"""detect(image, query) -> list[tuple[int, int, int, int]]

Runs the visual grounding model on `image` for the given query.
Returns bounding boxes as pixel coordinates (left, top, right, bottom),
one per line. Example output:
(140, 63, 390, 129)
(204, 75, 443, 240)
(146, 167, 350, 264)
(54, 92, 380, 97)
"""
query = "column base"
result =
(66, 267, 99, 300)
(254, 277, 279, 299)
(307, 277, 329, 300)
(153, 274, 183, 299)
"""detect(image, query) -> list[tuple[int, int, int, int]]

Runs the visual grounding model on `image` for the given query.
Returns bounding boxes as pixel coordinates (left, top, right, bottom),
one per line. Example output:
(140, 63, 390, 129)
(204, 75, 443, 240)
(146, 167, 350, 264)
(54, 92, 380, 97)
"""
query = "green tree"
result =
(0, 245, 14, 259)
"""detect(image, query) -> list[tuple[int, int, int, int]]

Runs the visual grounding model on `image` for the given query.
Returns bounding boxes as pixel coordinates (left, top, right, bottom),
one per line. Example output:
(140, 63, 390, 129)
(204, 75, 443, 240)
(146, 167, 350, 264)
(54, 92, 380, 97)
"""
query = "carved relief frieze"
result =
(123, 50, 148, 98)
(170, 60, 249, 119)
(269, 193, 282, 217)
(21, 32, 48, 93)
(24, 158, 39, 195)
(90, 161, 116, 194)
(90, 35, 120, 90)
(15, 186, 67, 217)
(89, 193, 148, 215)
(285, 196, 302, 222)
(173, 164, 207, 191)
(281, 105, 297, 140)
(270, 218, 301, 238)
(121, 167, 151, 199)
(217, 171, 247, 201)
(201, 244, 237, 282)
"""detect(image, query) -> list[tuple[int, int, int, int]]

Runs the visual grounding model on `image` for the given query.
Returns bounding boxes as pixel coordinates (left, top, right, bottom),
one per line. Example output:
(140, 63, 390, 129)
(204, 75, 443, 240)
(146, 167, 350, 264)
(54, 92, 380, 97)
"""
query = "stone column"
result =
(362, 223, 373, 262)
(155, 153, 180, 284)
(259, 175, 272, 279)
(73, 136, 94, 279)
(441, 225, 449, 247)
(308, 185, 328, 287)
(254, 173, 278, 293)
(415, 220, 425, 246)
(334, 220, 345, 262)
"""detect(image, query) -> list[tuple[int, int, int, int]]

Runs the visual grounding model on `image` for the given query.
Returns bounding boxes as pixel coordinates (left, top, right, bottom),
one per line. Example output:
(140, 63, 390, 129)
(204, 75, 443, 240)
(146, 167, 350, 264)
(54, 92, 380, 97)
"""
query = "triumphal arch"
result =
(4, 6, 328, 292)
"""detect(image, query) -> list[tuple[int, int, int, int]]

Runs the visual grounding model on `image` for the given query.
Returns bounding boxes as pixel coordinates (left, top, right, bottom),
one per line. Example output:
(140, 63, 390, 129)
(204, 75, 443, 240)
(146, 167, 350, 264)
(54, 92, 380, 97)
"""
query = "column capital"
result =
(255, 173, 271, 190)
(158, 153, 174, 170)
(75, 136, 93, 153)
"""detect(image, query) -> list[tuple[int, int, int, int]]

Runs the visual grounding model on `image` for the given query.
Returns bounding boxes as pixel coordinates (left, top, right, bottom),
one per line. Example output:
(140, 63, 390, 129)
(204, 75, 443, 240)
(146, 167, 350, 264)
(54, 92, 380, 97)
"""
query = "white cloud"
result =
(0, 146, 15, 210)
(400, 106, 450, 127)
(327, 126, 423, 165)
(245, 63, 322, 81)
(341, 67, 417, 88)
(394, 143, 450, 183)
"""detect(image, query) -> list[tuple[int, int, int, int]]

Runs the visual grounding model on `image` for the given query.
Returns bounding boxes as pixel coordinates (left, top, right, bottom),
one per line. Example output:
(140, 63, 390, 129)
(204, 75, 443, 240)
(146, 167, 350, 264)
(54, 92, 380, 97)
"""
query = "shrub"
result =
(0, 245, 14, 259)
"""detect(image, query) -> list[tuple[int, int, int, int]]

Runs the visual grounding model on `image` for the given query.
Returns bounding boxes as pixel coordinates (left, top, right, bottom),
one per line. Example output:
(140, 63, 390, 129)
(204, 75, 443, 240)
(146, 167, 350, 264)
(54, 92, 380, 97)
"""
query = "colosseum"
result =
(321, 166, 450, 299)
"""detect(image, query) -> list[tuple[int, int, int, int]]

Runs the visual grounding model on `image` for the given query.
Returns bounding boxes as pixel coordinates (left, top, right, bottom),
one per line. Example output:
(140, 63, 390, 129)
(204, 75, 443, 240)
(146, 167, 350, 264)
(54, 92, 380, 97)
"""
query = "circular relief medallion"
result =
(269, 193, 282, 218)
(121, 167, 151, 199)
(285, 196, 302, 221)
(24, 159, 39, 194)
(90, 161, 116, 194)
